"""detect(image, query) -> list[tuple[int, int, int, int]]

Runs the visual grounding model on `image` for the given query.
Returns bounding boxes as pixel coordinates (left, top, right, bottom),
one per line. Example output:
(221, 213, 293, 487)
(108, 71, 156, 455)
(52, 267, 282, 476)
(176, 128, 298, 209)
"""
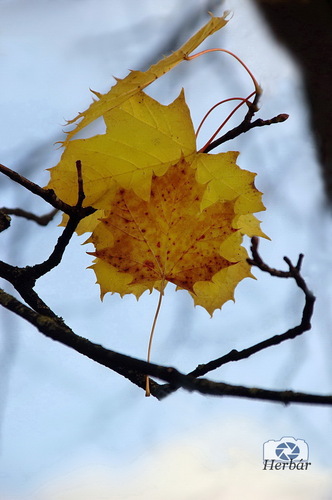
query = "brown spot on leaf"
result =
(144, 260, 155, 269)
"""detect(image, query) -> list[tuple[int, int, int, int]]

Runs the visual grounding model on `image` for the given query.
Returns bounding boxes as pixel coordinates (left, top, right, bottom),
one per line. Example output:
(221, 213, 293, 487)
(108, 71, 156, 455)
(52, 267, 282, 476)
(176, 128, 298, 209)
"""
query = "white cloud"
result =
(31, 418, 332, 500)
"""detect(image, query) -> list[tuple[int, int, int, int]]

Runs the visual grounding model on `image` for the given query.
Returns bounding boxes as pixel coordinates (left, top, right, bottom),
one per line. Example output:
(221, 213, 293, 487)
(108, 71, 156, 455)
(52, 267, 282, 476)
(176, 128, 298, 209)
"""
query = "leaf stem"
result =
(185, 48, 261, 96)
(199, 91, 256, 152)
(195, 95, 251, 139)
(186, 48, 261, 152)
(145, 285, 165, 397)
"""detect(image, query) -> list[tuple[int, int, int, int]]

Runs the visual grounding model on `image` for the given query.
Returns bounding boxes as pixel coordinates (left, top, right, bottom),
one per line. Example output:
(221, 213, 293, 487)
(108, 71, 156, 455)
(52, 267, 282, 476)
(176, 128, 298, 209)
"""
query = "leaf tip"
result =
(90, 88, 102, 99)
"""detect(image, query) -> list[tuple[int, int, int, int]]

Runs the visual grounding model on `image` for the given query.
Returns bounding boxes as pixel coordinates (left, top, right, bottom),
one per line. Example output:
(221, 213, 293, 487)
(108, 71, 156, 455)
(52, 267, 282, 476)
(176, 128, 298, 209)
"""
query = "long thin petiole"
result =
(199, 91, 255, 152)
(186, 48, 261, 152)
(145, 285, 165, 397)
(195, 96, 249, 139)
(185, 48, 261, 95)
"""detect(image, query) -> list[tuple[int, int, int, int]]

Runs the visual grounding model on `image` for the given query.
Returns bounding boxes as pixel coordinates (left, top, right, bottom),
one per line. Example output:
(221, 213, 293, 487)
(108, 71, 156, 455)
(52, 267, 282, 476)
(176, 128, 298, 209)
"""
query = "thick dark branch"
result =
(0, 287, 181, 397)
(0, 288, 330, 405)
(158, 379, 332, 406)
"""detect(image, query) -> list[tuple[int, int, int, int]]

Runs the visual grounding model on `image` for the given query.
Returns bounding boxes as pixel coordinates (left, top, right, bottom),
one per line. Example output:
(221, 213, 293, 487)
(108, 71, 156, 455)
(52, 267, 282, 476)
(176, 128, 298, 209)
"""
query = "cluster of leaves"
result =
(46, 13, 266, 316)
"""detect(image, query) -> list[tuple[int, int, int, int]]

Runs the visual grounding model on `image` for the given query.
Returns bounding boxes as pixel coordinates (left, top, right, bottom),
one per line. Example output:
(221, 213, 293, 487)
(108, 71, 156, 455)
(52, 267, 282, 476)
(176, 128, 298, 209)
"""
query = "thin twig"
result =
(0, 163, 95, 218)
(204, 113, 289, 153)
(0, 161, 93, 312)
(0, 207, 58, 226)
(75, 160, 85, 207)
(154, 237, 315, 392)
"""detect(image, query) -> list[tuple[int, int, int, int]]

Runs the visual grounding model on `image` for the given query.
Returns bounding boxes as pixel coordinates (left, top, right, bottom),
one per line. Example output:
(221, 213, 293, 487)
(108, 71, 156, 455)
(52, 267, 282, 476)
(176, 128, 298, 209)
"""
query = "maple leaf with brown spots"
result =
(87, 145, 264, 315)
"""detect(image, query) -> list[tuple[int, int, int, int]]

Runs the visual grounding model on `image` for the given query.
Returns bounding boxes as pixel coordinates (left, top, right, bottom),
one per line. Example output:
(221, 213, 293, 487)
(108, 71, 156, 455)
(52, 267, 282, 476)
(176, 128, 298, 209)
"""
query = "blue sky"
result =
(1, 0, 332, 498)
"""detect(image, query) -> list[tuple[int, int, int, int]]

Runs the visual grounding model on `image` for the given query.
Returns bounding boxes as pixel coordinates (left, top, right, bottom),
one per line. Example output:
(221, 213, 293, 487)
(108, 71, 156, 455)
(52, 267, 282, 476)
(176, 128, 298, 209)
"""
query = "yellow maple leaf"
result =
(47, 90, 196, 210)
(87, 148, 264, 315)
(48, 88, 266, 314)
(89, 158, 235, 312)
(46, 14, 267, 315)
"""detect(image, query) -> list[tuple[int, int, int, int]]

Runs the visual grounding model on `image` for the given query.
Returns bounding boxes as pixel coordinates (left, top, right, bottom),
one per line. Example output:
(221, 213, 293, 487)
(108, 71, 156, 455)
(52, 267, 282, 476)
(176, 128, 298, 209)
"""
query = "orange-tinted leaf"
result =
(88, 157, 257, 315)
(46, 13, 267, 314)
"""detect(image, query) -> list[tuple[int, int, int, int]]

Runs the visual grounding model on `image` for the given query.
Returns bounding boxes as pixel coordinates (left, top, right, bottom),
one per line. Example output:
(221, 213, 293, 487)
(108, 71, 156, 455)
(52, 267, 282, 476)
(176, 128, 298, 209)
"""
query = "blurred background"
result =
(1, 0, 332, 498)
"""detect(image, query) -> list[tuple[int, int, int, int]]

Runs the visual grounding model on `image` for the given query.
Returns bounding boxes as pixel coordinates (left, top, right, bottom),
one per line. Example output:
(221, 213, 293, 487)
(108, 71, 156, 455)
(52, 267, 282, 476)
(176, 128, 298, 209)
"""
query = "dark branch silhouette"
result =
(0, 268, 328, 405)
(0, 207, 58, 226)
(0, 108, 326, 406)
(201, 78, 288, 154)
(204, 113, 288, 153)
(0, 162, 95, 219)
(0, 164, 326, 405)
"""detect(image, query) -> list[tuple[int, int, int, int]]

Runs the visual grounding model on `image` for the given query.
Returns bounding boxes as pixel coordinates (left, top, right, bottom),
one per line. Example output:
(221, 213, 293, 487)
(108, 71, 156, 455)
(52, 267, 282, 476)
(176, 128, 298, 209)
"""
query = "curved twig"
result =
(0, 207, 58, 226)
(186, 238, 314, 379)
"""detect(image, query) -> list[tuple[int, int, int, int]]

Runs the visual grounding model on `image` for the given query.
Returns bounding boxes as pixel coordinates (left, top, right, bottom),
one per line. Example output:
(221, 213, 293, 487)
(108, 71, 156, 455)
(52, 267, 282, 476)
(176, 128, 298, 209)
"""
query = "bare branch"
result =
(0, 287, 330, 406)
(29, 161, 87, 280)
(201, 83, 288, 153)
(0, 160, 322, 405)
(0, 161, 93, 312)
(204, 113, 289, 153)
(75, 160, 85, 207)
(0, 238, 324, 405)
(0, 162, 95, 218)
(157, 237, 315, 388)
(0, 207, 58, 226)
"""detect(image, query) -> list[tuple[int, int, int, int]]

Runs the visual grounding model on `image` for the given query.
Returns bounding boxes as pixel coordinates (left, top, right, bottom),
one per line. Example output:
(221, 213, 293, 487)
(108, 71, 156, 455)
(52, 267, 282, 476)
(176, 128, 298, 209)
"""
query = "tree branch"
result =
(204, 113, 289, 153)
(0, 287, 330, 405)
(0, 238, 328, 405)
(188, 238, 313, 378)
(0, 162, 95, 218)
(0, 211, 11, 232)
(0, 161, 94, 313)
(0, 158, 324, 405)
(0, 207, 58, 226)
